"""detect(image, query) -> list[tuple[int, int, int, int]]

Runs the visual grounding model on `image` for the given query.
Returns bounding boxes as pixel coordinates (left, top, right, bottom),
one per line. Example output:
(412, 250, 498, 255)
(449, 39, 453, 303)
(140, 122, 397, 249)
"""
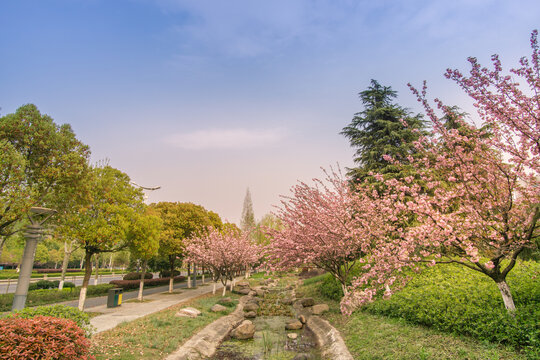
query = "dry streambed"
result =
(168, 277, 352, 360)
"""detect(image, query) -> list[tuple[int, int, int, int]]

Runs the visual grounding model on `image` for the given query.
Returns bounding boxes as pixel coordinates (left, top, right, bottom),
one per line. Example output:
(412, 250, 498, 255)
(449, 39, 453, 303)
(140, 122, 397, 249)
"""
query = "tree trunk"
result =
(187, 263, 191, 288)
(168, 255, 175, 293)
(138, 259, 147, 301)
(80, 254, 84, 269)
(213, 282, 216, 295)
(108, 253, 114, 270)
(222, 280, 227, 296)
(58, 241, 71, 290)
(496, 280, 516, 313)
(0, 236, 7, 262)
(93, 254, 99, 285)
(78, 251, 93, 311)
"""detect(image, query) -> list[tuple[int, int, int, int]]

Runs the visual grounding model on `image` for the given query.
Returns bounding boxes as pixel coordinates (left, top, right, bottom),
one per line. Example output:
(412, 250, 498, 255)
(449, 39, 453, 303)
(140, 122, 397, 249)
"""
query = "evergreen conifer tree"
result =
(341, 80, 427, 182)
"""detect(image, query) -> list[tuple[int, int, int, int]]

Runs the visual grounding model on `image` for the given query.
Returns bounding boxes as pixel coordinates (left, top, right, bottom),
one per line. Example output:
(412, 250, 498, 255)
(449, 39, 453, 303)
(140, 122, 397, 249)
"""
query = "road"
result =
(59, 278, 210, 309)
(0, 272, 173, 294)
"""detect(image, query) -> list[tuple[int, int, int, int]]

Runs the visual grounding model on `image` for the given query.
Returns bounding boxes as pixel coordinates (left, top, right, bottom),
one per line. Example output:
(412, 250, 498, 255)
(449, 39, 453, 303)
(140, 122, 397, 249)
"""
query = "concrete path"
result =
(88, 281, 230, 334)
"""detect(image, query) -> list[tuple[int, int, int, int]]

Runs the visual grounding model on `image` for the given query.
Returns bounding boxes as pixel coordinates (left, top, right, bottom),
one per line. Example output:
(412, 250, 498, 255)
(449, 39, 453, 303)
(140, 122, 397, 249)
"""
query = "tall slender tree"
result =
(240, 188, 256, 231)
(341, 80, 427, 183)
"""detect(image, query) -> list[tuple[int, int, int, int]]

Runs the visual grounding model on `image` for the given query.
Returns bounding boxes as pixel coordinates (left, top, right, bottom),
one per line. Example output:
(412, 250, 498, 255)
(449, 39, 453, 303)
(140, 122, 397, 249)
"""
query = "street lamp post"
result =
(12, 207, 56, 310)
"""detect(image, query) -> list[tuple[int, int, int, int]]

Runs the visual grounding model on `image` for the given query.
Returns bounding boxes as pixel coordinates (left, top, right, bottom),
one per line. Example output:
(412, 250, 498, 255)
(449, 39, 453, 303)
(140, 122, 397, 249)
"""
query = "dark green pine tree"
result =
(341, 80, 427, 183)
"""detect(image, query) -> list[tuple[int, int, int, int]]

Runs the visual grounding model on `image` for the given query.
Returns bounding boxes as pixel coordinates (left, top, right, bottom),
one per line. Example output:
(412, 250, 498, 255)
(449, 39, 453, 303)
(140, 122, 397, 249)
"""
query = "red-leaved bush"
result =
(0, 315, 94, 360)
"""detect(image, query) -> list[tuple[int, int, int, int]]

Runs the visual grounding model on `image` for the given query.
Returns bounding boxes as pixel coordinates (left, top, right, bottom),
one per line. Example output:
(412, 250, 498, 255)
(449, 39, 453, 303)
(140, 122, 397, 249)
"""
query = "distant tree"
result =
(186, 227, 259, 296)
(0, 104, 90, 259)
(151, 202, 222, 293)
(341, 80, 427, 183)
(74, 165, 144, 310)
(253, 214, 282, 246)
(240, 188, 256, 231)
(127, 208, 162, 301)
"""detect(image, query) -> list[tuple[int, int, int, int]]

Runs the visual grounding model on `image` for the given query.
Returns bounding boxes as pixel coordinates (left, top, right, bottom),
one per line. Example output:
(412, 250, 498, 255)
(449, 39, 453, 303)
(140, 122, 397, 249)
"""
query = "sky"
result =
(1, 0, 539, 224)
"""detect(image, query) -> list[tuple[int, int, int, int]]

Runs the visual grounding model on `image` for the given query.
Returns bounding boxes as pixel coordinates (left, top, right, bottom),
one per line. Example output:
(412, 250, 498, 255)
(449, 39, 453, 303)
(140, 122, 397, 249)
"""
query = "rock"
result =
(244, 302, 259, 312)
(293, 354, 311, 360)
(233, 287, 252, 295)
(210, 304, 227, 312)
(311, 304, 329, 315)
(281, 298, 293, 305)
(260, 286, 268, 290)
(287, 333, 298, 340)
(255, 289, 266, 297)
(301, 298, 315, 307)
(232, 320, 255, 340)
(218, 297, 232, 304)
(244, 311, 257, 318)
(248, 297, 261, 304)
(248, 290, 257, 296)
(236, 280, 251, 289)
(175, 307, 201, 318)
(298, 315, 307, 324)
(285, 320, 303, 330)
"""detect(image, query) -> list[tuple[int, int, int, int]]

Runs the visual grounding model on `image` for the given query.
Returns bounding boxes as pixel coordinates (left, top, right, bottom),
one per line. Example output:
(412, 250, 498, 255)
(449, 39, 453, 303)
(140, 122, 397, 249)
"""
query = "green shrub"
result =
(123, 272, 153, 280)
(0, 315, 93, 359)
(7, 305, 93, 336)
(319, 273, 344, 301)
(361, 262, 540, 355)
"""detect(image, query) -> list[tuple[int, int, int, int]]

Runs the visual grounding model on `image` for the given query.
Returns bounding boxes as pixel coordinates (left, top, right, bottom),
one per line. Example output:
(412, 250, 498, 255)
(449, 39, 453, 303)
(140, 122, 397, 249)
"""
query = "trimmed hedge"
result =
(29, 280, 75, 291)
(110, 275, 186, 290)
(0, 284, 115, 312)
(123, 272, 153, 280)
(6, 305, 93, 336)
(360, 262, 540, 356)
(159, 270, 180, 278)
(0, 315, 94, 359)
(35, 269, 82, 274)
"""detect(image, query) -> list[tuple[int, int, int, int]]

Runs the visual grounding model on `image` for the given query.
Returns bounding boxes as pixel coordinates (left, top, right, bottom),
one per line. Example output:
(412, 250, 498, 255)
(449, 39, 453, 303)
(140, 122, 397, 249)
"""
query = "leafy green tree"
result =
(341, 80, 427, 183)
(128, 208, 162, 301)
(0, 104, 90, 259)
(74, 165, 144, 310)
(253, 213, 282, 246)
(240, 188, 256, 231)
(151, 202, 222, 293)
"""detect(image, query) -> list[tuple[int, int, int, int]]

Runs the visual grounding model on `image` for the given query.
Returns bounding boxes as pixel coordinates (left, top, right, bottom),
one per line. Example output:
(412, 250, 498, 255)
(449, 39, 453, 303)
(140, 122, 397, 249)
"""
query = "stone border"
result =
(165, 297, 248, 360)
(293, 301, 354, 360)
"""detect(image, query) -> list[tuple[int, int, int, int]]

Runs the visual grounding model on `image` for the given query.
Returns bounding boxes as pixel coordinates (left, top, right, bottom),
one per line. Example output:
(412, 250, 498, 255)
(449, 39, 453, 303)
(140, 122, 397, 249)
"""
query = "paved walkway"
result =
(87, 281, 230, 334)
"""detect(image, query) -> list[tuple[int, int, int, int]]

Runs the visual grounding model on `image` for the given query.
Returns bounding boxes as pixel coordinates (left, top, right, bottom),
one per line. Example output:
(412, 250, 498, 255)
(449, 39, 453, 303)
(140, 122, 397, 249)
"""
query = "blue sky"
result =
(1, 0, 539, 223)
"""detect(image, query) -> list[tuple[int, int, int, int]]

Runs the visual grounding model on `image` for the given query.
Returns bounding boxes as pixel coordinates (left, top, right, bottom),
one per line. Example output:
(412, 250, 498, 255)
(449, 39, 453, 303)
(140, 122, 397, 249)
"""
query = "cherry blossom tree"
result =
(267, 168, 386, 296)
(341, 30, 540, 316)
(185, 227, 259, 296)
(343, 86, 539, 316)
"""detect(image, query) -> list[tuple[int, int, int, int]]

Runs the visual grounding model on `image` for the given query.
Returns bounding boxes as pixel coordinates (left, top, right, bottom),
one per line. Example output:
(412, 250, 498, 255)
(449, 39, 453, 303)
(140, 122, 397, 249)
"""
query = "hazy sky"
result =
(1, 0, 539, 224)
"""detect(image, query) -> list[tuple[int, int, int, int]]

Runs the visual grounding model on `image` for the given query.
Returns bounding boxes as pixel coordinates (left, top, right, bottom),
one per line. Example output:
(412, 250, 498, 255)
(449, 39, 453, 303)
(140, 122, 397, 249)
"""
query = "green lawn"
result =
(90, 292, 240, 360)
(297, 278, 527, 360)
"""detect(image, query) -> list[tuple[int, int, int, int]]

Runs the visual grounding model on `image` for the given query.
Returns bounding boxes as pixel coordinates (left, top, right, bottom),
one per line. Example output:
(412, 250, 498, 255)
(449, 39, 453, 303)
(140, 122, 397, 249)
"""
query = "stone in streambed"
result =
(244, 311, 257, 319)
(285, 320, 303, 330)
(243, 302, 259, 312)
(311, 303, 329, 315)
(232, 320, 255, 340)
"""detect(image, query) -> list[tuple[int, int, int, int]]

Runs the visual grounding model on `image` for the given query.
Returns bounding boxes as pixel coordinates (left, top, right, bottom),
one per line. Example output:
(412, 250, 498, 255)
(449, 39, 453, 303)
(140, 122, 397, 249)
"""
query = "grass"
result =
(90, 292, 240, 360)
(297, 278, 527, 360)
